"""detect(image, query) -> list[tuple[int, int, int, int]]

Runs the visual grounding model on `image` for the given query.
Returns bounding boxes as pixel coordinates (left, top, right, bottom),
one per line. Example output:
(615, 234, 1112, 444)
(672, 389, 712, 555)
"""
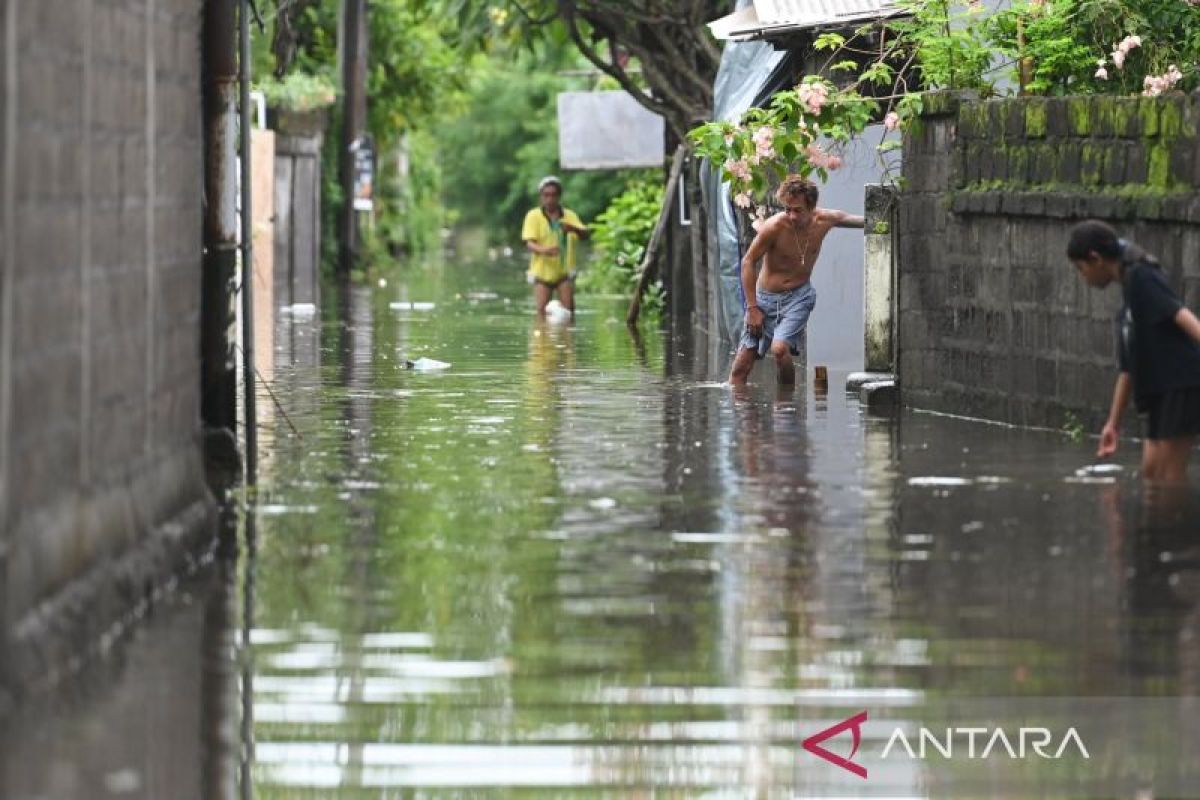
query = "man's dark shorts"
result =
(739, 283, 817, 359)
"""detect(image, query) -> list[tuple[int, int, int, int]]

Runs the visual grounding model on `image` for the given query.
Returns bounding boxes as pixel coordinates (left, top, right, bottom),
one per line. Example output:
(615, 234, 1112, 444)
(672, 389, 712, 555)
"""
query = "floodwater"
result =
(3, 260, 1199, 799)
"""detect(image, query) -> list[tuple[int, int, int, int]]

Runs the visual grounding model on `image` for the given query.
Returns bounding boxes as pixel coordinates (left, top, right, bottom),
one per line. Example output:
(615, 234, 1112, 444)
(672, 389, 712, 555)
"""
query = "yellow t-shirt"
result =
(521, 207, 586, 283)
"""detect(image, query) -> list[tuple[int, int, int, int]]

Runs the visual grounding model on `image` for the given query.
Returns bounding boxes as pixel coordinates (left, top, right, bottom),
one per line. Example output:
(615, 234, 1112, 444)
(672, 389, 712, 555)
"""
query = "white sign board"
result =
(557, 91, 665, 170)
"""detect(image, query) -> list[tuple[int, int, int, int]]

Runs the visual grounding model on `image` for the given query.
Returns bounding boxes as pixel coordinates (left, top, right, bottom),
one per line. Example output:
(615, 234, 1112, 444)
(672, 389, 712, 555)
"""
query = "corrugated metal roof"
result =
(709, 0, 903, 41)
(755, 0, 898, 26)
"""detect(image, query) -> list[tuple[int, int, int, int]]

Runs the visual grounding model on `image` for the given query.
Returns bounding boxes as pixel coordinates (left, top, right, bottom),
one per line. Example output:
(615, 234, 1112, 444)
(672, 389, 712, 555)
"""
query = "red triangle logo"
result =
(802, 710, 869, 779)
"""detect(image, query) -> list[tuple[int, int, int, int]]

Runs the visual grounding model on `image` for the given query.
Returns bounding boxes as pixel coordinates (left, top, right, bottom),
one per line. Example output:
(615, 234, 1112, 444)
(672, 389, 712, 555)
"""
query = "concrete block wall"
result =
(898, 93, 1200, 429)
(1, 0, 215, 691)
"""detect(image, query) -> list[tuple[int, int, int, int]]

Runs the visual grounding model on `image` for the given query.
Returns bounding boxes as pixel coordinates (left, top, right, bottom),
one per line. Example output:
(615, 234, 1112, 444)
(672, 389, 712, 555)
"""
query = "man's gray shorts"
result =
(738, 283, 817, 359)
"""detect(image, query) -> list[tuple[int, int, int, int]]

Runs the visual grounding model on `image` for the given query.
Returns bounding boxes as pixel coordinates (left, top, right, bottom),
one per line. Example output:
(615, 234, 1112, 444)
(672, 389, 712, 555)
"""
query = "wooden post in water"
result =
(627, 145, 687, 327)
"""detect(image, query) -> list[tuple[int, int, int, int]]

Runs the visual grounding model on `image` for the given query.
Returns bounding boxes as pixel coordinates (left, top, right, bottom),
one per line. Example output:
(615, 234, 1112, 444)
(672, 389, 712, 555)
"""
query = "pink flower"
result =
(1095, 66, 1109, 80)
(884, 111, 902, 131)
(723, 158, 752, 183)
(752, 126, 776, 159)
(1142, 65, 1184, 97)
(1111, 34, 1142, 70)
(797, 82, 831, 116)
(733, 192, 752, 209)
(750, 205, 769, 230)
(805, 143, 842, 171)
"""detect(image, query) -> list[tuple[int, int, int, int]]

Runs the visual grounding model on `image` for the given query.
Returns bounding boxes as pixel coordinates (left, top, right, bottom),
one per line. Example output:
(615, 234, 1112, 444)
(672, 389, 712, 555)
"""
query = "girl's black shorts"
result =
(1146, 386, 1200, 440)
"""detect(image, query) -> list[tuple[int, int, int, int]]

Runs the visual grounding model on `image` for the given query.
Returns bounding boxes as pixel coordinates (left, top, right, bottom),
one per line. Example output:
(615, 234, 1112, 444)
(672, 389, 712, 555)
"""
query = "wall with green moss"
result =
(899, 94, 1200, 429)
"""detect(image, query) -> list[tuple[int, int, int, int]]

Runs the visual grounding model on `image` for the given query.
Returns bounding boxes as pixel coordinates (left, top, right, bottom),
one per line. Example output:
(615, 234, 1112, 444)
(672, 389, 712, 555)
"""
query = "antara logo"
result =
(802, 711, 1092, 780)
(802, 710, 870, 779)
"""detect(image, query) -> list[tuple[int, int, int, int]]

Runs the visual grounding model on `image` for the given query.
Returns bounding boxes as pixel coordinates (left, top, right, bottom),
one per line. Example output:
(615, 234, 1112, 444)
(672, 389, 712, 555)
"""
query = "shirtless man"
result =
(729, 175, 865, 386)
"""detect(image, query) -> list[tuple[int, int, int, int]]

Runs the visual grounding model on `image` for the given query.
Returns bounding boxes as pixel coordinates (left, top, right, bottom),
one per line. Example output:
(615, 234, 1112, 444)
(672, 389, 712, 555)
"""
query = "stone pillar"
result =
(864, 184, 896, 374)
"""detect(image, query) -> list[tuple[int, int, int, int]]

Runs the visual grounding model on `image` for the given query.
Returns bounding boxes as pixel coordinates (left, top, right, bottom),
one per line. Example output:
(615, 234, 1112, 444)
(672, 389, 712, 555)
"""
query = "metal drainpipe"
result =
(239, 0, 257, 486)
(338, 0, 366, 276)
(202, 0, 241, 487)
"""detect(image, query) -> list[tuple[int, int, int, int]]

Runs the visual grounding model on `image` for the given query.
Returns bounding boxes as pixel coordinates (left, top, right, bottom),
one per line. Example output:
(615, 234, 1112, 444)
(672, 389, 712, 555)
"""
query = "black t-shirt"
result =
(1116, 249, 1200, 410)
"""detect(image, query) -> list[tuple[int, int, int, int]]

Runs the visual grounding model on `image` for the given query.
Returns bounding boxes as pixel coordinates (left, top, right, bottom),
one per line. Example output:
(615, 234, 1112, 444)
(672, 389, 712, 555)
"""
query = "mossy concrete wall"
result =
(0, 0, 216, 696)
(898, 93, 1200, 429)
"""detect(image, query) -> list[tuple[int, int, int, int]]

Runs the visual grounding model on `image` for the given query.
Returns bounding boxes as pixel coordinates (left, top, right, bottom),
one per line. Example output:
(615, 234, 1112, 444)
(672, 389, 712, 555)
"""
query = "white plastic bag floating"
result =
(545, 299, 572, 323)
(1074, 463, 1124, 477)
(390, 301, 436, 312)
(406, 357, 451, 372)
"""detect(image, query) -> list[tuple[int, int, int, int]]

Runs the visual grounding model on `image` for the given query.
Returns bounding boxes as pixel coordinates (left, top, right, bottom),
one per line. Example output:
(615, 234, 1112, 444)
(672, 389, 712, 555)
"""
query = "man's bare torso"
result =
(758, 210, 838, 293)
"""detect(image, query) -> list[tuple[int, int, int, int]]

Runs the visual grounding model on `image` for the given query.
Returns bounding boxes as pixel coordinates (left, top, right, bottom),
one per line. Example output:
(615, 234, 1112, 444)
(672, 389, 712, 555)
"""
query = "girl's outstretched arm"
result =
(1099, 372, 1132, 459)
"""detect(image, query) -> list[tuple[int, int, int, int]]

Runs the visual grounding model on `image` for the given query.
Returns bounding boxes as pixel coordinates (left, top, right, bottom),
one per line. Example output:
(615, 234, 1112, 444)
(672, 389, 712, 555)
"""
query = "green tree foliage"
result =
(436, 43, 654, 245)
(988, 0, 1200, 96)
(440, 0, 724, 141)
(693, 0, 1200, 212)
(260, 0, 476, 259)
(577, 181, 665, 309)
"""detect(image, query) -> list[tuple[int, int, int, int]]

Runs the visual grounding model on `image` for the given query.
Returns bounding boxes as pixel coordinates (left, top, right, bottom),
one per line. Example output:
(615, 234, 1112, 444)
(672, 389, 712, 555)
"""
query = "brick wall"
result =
(898, 92, 1200, 429)
(1, 0, 214, 687)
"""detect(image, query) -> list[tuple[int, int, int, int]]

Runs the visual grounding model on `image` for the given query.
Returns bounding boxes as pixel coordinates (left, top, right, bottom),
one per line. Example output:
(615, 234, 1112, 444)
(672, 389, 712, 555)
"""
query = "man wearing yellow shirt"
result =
(522, 176, 589, 319)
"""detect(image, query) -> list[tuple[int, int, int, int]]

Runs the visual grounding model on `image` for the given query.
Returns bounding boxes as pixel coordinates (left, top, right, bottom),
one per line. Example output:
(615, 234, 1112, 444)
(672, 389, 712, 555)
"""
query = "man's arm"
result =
(564, 222, 591, 241)
(821, 209, 866, 229)
(1175, 307, 1200, 343)
(740, 224, 775, 335)
(525, 239, 557, 256)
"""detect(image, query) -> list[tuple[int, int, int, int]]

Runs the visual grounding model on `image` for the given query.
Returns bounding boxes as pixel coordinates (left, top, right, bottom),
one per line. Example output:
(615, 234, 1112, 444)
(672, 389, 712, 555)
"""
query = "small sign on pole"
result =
(352, 136, 375, 212)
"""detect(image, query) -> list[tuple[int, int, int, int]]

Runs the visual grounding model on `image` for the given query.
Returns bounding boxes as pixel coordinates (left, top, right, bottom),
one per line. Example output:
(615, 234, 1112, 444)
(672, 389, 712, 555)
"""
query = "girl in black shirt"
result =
(1067, 221, 1200, 482)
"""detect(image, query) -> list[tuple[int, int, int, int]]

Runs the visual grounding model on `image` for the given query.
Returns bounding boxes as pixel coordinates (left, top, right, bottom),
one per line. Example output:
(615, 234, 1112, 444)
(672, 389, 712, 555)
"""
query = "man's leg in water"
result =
(534, 281, 552, 318)
(729, 347, 757, 385)
(769, 339, 795, 385)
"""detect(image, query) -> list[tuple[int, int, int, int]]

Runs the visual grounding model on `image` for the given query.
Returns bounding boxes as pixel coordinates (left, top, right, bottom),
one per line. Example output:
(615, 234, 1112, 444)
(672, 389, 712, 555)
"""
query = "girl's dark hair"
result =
(1066, 220, 1122, 260)
(1066, 219, 1158, 267)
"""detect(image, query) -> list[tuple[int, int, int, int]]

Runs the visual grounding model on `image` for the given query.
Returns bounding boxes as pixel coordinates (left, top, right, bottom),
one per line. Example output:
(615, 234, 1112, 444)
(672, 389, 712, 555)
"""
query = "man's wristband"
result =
(747, 304, 759, 311)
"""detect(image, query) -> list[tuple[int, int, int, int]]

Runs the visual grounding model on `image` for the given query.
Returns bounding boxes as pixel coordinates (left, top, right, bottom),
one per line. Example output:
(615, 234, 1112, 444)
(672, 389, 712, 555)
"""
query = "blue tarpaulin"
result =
(702, 8, 796, 344)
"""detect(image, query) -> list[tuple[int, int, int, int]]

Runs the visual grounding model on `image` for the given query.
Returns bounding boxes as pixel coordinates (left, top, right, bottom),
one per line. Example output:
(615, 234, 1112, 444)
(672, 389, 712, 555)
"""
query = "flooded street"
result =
(4, 259, 1199, 799)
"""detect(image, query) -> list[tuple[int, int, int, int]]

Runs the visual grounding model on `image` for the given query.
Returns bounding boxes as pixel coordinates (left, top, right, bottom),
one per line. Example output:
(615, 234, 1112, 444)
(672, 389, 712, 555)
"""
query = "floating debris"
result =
(908, 477, 972, 487)
(257, 504, 320, 516)
(1074, 463, 1125, 477)
(280, 303, 317, 318)
(391, 301, 436, 312)
(545, 299, 573, 323)
(406, 358, 451, 372)
(103, 770, 142, 794)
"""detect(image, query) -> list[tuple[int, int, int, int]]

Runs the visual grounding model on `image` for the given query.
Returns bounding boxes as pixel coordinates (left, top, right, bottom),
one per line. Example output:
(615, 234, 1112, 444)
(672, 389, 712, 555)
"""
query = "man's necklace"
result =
(790, 218, 811, 272)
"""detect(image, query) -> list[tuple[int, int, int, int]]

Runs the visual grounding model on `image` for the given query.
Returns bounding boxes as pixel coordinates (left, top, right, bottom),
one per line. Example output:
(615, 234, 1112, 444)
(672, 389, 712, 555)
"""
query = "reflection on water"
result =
(2, 259, 1199, 798)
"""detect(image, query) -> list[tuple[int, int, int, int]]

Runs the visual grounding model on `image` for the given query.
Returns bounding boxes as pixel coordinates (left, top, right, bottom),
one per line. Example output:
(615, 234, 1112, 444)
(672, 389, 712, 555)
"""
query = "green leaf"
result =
(815, 32, 847, 51)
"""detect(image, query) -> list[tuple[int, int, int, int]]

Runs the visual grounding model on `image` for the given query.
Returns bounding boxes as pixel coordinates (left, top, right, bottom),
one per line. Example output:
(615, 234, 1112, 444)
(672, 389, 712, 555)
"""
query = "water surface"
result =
(4, 259, 1198, 799)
